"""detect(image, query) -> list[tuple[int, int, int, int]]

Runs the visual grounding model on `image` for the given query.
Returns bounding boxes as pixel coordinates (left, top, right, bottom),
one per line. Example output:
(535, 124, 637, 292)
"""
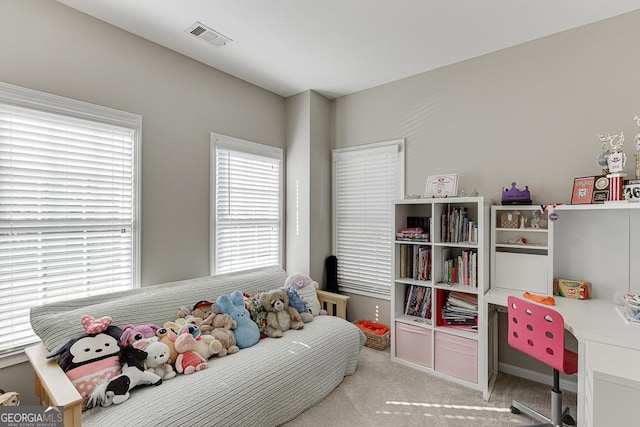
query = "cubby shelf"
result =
(390, 197, 490, 391)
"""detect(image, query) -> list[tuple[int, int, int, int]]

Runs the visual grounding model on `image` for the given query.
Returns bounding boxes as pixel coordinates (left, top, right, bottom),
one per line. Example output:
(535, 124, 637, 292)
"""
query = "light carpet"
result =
(282, 346, 577, 427)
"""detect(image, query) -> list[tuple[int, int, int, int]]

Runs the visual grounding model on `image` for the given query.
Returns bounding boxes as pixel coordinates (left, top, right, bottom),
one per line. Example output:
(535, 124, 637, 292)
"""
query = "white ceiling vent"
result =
(186, 22, 232, 47)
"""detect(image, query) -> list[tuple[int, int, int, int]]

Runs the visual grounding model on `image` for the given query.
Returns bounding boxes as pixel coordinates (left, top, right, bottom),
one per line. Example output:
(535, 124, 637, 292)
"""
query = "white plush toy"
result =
(284, 272, 325, 316)
(138, 337, 176, 380)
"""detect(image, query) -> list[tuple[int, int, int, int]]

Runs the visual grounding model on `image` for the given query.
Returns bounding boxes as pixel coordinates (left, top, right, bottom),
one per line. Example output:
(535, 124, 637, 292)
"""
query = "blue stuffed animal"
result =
(286, 287, 313, 323)
(216, 290, 260, 349)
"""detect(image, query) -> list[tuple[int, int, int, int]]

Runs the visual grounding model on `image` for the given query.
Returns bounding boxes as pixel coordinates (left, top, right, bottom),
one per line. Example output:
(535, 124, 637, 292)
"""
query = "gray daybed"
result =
(26, 266, 365, 427)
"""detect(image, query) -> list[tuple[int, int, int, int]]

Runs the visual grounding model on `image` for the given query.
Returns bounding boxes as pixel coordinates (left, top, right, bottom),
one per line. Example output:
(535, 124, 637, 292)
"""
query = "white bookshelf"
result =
(390, 197, 490, 391)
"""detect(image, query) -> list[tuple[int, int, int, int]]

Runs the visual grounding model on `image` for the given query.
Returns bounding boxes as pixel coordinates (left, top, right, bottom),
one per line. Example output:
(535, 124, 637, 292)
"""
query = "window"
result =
(332, 139, 405, 298)
(211, 133, 283, 275)
(0, 82, 141, 361)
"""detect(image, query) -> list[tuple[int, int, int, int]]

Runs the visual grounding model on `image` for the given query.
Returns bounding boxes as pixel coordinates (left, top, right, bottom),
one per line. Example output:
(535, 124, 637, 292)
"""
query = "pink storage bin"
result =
(434, 331, 478, 383)
(395, 322, 432, 368)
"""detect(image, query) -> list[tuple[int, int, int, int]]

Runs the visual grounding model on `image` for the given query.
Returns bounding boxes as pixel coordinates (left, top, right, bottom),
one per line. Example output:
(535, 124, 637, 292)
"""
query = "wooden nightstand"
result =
(316, 290, 350, 319)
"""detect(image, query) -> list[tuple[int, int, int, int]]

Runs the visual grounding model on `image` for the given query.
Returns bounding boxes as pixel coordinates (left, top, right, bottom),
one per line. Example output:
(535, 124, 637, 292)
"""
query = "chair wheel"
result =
(562, 414, 575, 426)
(510, 405, 520, 414)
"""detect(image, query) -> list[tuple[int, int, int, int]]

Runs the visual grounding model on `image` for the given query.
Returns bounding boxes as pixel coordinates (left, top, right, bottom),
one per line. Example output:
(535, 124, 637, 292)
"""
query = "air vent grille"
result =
(186, 22, 232, 47)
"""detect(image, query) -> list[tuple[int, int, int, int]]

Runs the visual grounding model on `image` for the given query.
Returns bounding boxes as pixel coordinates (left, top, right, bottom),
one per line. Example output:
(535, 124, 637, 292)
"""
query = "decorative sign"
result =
(424, 174, 458, 198)
(571, 176, 595, 205)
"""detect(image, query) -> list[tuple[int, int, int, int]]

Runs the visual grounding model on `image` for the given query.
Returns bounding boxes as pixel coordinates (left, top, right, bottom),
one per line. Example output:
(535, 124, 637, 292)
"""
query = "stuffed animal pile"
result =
(47, 273, 329, 412)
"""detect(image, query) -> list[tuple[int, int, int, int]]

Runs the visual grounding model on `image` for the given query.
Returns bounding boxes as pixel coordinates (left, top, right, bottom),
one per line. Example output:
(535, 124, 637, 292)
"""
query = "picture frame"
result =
(571, 176, 595, 205)
(591, 175, 610, 204)
(424, 174, 458, 198)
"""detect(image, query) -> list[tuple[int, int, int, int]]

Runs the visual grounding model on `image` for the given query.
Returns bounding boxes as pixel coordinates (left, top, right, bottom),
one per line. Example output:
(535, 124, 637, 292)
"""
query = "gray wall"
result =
(0, 0, 284, 403)
(333, 9, 640, 325)
(285, 91, 332, 283)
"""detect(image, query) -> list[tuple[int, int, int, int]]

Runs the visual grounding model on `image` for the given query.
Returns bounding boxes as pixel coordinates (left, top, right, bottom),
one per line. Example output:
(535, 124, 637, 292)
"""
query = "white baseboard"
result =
(498, 362, 577, 394)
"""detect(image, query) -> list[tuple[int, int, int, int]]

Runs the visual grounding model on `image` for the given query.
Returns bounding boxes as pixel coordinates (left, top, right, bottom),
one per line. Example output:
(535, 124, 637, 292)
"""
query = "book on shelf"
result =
(399, 245, 431, 281)
(440, 205, 477, 244)
(404, 285, 432, 320)
(439, 248, 477, 287)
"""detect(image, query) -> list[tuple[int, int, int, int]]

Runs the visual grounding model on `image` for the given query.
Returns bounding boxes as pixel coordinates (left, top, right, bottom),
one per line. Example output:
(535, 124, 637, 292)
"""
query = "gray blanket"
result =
(30, 266, 365, 427)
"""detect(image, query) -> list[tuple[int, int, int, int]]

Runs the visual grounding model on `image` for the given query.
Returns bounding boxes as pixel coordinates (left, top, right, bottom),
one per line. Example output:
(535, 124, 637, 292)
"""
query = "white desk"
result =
(484, 288, 640, 426)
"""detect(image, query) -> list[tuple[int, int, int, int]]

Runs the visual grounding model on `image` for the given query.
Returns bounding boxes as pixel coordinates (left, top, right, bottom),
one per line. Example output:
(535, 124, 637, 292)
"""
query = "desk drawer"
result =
(434, 332, 478, 383)
(395, 322, 432, 368)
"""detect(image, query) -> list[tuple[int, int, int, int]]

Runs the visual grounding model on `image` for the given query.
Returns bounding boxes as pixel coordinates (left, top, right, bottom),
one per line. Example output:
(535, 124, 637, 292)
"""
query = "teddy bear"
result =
(208, 313, 240, 357)
(284, 272, 326, 316)
(260, 288, 304, 338)
(0, 390, 20, 406)
(135, 337, 176, 380)
(176, 300, 218, 334)
(216, 290, 260, 348)
(174, 330, 208, 375)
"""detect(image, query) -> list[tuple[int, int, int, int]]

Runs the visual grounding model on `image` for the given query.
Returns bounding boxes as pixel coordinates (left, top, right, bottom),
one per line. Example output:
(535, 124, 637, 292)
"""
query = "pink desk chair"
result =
(507, 296, 578, 426)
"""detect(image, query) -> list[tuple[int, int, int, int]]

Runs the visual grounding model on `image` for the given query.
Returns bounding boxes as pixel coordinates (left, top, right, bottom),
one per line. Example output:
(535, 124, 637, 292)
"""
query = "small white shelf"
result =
(395, 314, 433, 327)
(495, 243, 548, 250)
(433, 282, 480, 294)
(495, 227, 548, 233)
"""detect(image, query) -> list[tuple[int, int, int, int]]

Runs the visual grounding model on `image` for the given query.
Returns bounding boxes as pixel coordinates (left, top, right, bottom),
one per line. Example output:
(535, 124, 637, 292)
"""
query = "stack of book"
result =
(440, 205, 477, 243)
(396, 227, 429, 242)
(439, 248, 477, 287)
(404, 285, 432, 321)
(440, 291, 477, 329)
(400, 245, 431, 280)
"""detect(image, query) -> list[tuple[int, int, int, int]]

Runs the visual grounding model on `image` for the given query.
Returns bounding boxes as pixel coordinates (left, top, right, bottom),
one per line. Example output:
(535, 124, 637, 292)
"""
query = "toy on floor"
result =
(216, 290, 260, 348)
(0, 390, 20, 406)
(260, 288, 304, 338)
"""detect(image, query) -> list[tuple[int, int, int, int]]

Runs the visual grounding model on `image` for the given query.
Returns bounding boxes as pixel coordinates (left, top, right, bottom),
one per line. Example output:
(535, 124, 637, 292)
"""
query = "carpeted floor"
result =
(282, 346, 577, 426)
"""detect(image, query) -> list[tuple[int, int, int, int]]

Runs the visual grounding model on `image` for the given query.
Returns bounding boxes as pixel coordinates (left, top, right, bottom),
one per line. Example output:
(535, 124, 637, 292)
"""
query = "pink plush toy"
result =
(174, 330, 208, 375)
(120, 323, 161, 346)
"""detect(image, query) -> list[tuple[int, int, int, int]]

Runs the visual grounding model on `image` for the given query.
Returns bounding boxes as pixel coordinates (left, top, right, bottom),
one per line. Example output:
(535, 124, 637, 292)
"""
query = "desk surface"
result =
(485, 288, 640, 351)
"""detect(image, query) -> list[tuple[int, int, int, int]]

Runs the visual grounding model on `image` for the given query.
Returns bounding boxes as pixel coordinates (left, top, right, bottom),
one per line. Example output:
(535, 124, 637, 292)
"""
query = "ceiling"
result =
(57, 0, 640, 99)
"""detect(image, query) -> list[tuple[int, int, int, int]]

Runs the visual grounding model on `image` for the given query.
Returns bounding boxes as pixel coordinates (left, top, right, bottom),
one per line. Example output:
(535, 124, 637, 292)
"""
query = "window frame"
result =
(210, 132, 284, 275)
(332, 139, 405, 299)
(0, 81, 141, 367)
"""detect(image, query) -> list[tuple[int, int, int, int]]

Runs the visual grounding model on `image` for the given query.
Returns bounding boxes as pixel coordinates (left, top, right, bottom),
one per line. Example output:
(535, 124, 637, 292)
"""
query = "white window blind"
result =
(211, 133, 283, 275)
(333, 139, 404, 298)
(0, 82, 140, 359)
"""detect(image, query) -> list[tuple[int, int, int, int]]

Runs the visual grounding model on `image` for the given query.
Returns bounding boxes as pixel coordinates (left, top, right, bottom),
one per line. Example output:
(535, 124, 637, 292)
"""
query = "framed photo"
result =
(571, 176, 595, 205)
(424, 174, 458, 198)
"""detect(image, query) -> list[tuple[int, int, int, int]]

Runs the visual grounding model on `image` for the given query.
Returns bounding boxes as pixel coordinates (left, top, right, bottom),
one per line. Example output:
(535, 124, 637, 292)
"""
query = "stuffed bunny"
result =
(216, 290, 260, 349)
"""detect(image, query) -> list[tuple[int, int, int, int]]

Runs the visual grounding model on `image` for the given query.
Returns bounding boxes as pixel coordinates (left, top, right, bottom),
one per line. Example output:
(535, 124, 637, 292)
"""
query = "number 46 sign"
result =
(624, 180, 640, 200)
